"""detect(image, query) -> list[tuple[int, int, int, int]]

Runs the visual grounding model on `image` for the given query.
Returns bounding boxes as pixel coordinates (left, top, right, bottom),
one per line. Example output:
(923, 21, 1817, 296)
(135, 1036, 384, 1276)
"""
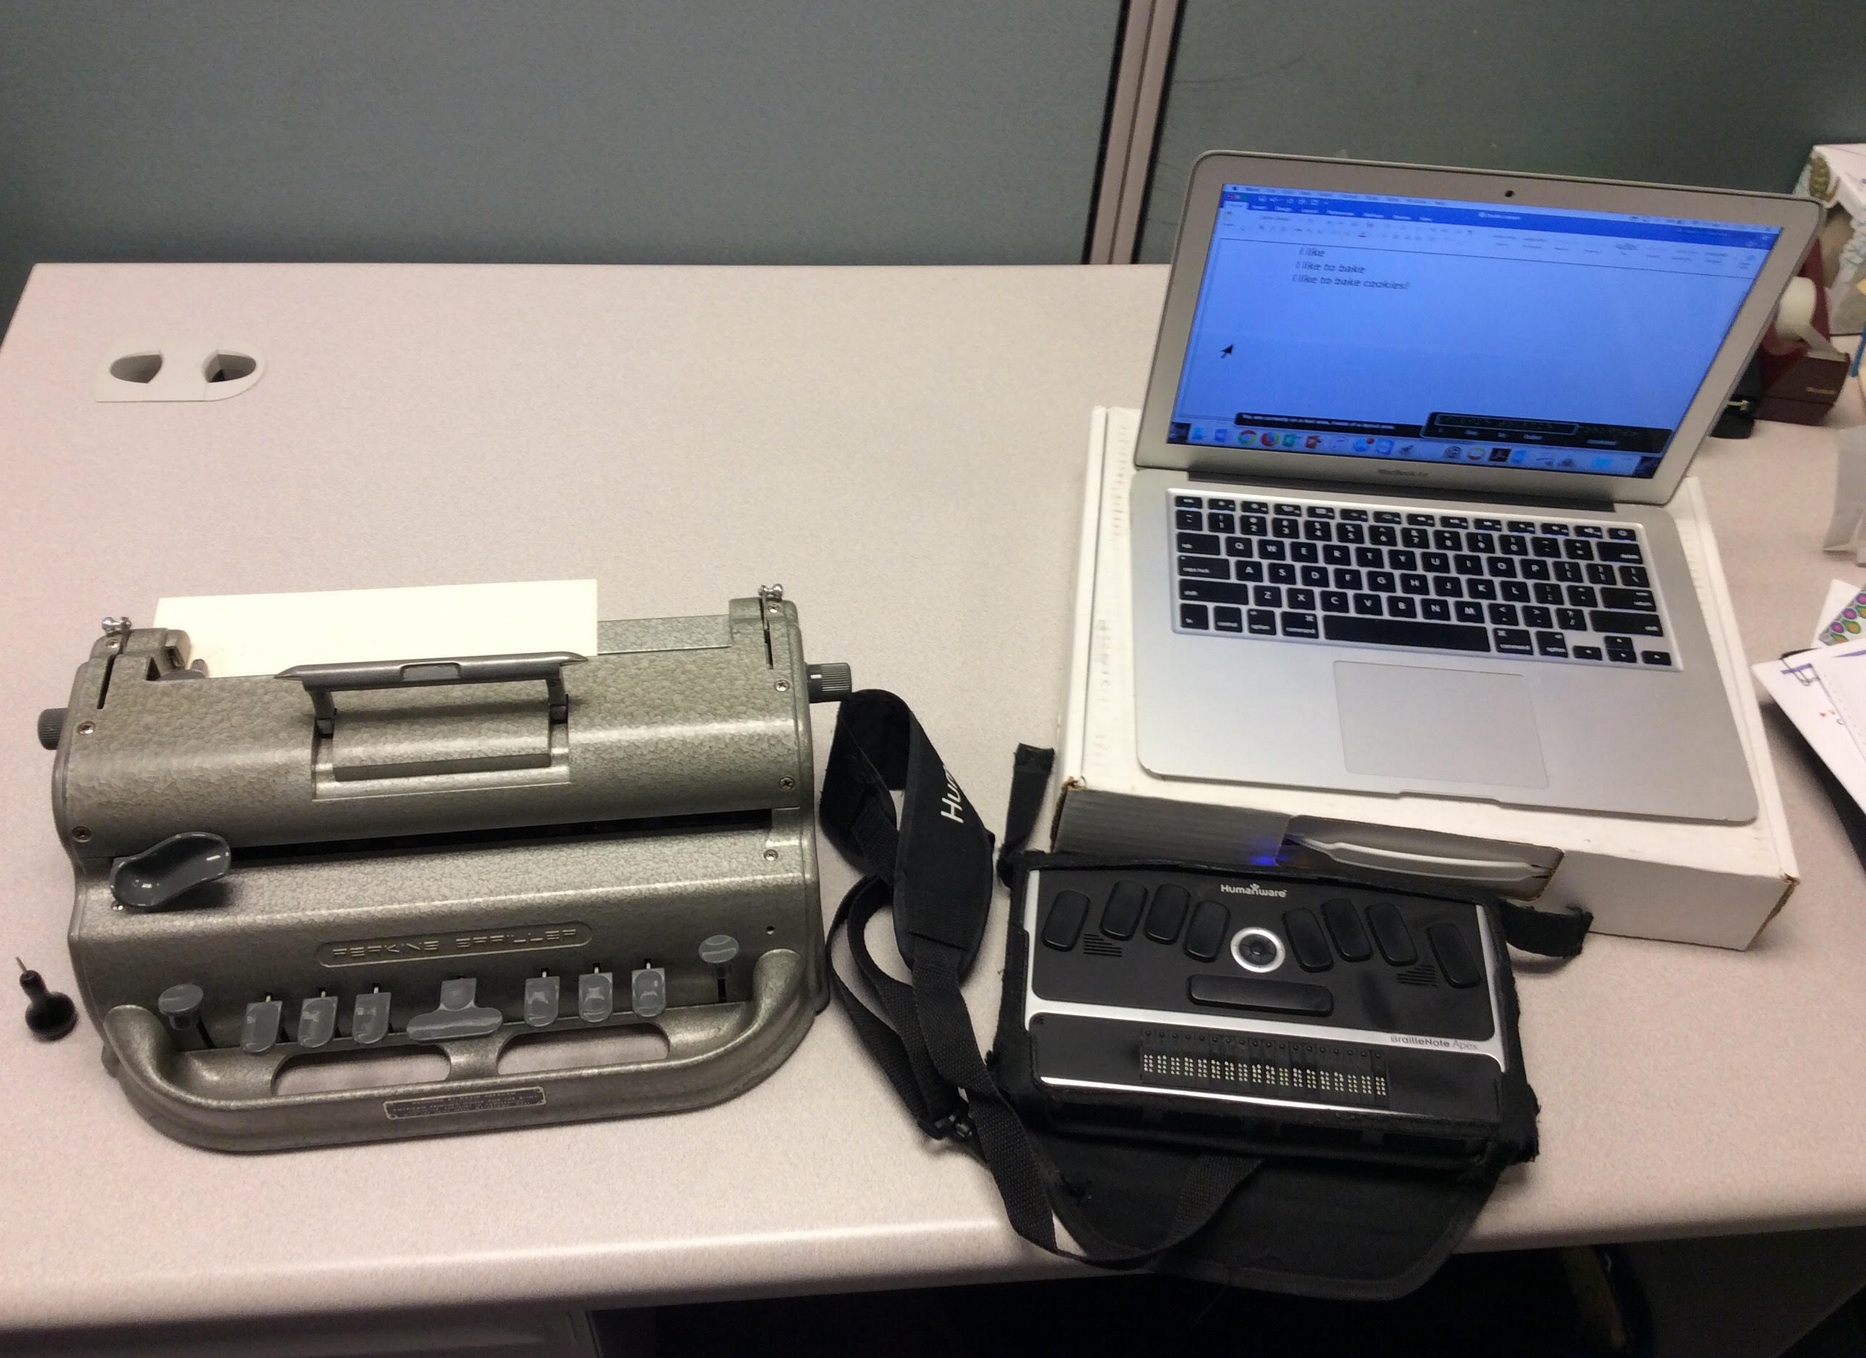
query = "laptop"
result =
(1130, 152, 1820, 823)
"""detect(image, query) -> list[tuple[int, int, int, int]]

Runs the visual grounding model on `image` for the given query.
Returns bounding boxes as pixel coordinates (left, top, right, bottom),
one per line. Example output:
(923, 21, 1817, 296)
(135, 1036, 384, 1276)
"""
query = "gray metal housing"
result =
(50, 596, 832, 1152)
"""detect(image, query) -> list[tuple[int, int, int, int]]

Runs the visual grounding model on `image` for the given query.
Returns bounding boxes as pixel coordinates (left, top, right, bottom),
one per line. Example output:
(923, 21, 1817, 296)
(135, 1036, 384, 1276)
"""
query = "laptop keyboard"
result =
(1168, 491, 1674, 667)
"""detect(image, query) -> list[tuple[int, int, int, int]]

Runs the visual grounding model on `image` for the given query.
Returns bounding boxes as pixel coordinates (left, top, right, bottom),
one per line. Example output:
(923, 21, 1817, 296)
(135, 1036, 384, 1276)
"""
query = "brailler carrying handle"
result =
(278, 651, 586, 736)
(99, 950, 811, 1152)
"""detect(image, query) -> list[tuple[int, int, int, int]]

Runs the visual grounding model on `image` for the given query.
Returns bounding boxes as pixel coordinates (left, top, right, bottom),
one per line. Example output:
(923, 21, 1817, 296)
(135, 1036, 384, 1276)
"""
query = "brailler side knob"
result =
(158, 982, 212, 1049)
(19, 960, 76, 1041)
(37, 708, 66, 751)
(806, 663, 852, 703)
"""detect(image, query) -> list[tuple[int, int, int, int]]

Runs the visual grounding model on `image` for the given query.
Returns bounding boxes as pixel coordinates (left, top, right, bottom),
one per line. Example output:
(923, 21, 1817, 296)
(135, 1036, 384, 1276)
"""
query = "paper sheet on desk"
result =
(152, 580, 599, 677)
(1755, 644, 1866, 815)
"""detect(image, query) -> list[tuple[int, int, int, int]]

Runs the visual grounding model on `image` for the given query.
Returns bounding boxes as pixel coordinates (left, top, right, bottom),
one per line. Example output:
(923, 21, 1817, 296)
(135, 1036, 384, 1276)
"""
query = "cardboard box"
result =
(1052, 408, 1798, 949)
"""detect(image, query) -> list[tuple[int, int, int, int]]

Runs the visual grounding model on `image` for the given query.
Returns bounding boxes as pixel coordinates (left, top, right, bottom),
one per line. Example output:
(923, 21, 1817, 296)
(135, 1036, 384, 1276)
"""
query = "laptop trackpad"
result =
(1335, 662, 1548, 788)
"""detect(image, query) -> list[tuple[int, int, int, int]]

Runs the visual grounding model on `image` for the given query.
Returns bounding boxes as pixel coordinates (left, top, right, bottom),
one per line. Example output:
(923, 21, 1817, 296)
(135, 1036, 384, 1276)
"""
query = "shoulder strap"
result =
(821, 695, 1258, 1265)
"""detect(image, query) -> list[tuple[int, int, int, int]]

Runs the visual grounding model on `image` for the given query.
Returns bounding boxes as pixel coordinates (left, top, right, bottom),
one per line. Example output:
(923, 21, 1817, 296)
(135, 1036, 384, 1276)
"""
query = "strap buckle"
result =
(921, 1107, 974, 1143)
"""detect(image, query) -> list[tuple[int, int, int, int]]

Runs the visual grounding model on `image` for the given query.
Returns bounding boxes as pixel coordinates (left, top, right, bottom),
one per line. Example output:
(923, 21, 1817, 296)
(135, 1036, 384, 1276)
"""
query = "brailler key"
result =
(524, 974, 561, 1027)
(1428, 923, 1483, 988)
(352, 989, 391, 1044)
(1366, 902, 1417, 965)
(1320, 899, 1372, 961)
(1100, 880, 1147, 940)
(405, 977, 503, 1041)
(1042, 890, 1091, 950)
(1144, 883, 1190, 943)
(1283, 909, 1332, 971)
(579, 971, 614, 1023)
(296, 994, 338, 1049)
(631, 966, 668, 1019)
(241, 998, 282, 1054)
(1184, 900, 1229, 962)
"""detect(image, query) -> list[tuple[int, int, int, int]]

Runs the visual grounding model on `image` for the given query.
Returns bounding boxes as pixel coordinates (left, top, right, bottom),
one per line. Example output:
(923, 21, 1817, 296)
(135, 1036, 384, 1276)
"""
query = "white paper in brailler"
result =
(151, 581, 600, 678)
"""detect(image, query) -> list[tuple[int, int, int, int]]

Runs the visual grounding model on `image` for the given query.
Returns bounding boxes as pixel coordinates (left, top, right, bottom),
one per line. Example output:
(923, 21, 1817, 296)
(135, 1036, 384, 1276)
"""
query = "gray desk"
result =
(1, 263, 1863, 1334)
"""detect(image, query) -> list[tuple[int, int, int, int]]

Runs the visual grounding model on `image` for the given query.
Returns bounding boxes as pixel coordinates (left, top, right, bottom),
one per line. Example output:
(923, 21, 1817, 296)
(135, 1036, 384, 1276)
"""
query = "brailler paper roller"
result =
(39, 588, 850, 1151)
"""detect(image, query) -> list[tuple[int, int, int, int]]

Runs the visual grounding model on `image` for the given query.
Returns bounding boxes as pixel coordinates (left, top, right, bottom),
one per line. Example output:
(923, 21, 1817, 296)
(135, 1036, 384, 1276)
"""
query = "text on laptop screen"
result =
(1167, 185, 1780, 477)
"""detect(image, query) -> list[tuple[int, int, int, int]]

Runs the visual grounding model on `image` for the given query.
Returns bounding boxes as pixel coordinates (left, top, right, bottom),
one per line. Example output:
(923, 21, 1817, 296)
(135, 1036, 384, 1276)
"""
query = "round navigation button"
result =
(1230, 926, 1286, 974)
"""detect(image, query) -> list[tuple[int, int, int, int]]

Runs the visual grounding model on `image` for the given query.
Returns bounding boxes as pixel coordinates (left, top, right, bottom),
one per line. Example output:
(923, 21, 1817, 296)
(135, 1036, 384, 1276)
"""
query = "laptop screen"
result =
(1166, 185, 1781, 478)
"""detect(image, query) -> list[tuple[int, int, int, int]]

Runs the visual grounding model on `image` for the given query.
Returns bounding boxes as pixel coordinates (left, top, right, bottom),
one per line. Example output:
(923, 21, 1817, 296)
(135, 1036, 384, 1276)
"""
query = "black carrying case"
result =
(822, 692, 1589, 1300)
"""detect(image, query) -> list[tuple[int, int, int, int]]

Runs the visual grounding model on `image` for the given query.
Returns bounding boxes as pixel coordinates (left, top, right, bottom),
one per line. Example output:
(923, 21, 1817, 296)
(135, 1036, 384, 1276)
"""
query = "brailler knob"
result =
(37, 708, 66, 751)
(19, 960, 76, 1041)
(806, 663, 853, 704)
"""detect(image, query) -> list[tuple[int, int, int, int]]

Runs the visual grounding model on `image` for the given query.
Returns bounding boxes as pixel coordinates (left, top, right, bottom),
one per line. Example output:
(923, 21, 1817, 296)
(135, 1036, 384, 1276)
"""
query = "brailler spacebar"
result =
(1321, 616, 1492, 652)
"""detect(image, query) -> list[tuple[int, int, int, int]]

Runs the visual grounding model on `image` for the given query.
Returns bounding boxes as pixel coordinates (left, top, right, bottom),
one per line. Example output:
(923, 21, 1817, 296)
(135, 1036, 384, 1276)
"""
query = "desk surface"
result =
(1, 263, 1863, 1331)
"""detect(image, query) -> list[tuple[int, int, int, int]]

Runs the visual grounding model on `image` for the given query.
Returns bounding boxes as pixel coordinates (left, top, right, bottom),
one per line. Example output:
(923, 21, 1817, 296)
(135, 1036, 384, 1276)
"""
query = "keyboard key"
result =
(1322, 616, 1491, 652)
(1535, 631, 1568, 657)
(1607, 527, 1637, 541)
(1493, 628, 1534, 655)
(1269, 562, 1296, 584)
(1507, 520, 1536, 534)
(1387, 595, 1417, 618)
(1400, 573, 1429, 594)
(1225, 536, 1253, 557)
(1353, 593, 1384, 616)
(1604, 636, 1638, 663)
(1246, 608, 1277, 635)
(1556, 607, 1586, 630)
(1174, 495, 1203, 509)
(1540, 523, 1569, 536)
(1406, 513, 1435, 527)
(1422, 551, 1450, 573)
(1281, 611, 1320, 638)
(1519, 558, 1550, 581)
(1641, 650, 1673, 666)
(1254, 585, 1283, 608)
(1241, 500, 1269, 514)
(1356, 546, 1385, 568)
(1591, 610, 1664, 637)
(1440, 516, 1470, 530)
(1499, 535, 1529, 556)
(1466, 578, 1497, 600)
(1586, 562, 1615, 585)
(1433, 529, 1461, 551)
(1288, 540, 1317, 564)
(1401, 527, 1430, 549)
(1531, 538, 1562, 559)
(1466, 532, 1495, 554)
(1178, 555, 1229, 579)
(1454, 601, 1485, 624)
(1500, 580, 1531, 603)
(1301, 565, 1329, 587)
(1553, 560, 1583, 583)
(1574, 524, 1604, 539)
(1208, 498, 1236, 512)
(1563, 539, 1595, 561)
(1180, 603, 1210, 629)
(1454, 554, 1484, 575)
(1373, 511, 1402, 525)
(1240, 514, 1268, 535)
(1620, 565, 1650, 588)
(1321, 590, 1350, 613)
(1334, 568, 1364, 590)
(1488, 602, 1520, 626)
(1275, 503, 1302, 516)
(1422, 598, 1451, 621)
(1602, 587, 1656, 612)
(1523, 605, 1553, 629)
(1370, 525, 1398, 546)
(1207, 511, 1236, 534)
(1432, 575, 1463, 598)
(1336, 522, 1365, 544)
(1572, 644, 1603, 660)
(1533, 582, 1562, 605)
(1306, 505, 1335, 518)
(1214, 606, 1243, 632)
(1273, 518, 1300, 539)
(1257, 539, 1287, 560)
(1178, 579, 1251, 604)
(1388, 548, 1418, 571)
(1303, 519, 1333, 541)
(1177, 531, 1221, 555)
(1175, 509, 1204, 530)
(1368, 571, 1396, 592)
(1288, 587, 1316, 610)
(1340, 508, 1368, 522)
(1598, 541, 1644, 564)
(1323, 543, 1352, 566)
(1475, 518, 1502, 531)
(1237, 561, 1265, 582)
(1486, 556, 1517, 578)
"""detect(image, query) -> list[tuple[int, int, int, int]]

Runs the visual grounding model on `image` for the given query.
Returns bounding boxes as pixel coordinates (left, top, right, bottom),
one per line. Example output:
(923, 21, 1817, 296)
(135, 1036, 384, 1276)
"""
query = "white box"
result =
(1052, 408, 1798, 949)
